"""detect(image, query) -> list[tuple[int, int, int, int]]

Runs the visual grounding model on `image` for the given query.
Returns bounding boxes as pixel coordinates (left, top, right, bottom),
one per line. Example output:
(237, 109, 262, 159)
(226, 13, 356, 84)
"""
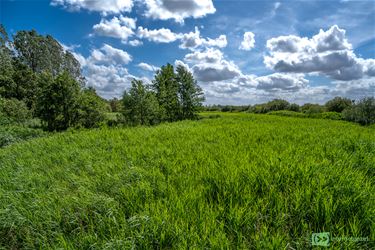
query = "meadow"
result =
(0, 113, 374, 249)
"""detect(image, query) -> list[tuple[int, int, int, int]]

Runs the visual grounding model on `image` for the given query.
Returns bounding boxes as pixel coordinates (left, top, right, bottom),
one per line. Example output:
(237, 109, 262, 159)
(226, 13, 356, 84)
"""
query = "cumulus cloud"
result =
(51, 0, 133, 14)
(135, 26, 227, 49)
(256, 73, 308, 91)
(143, 0, 216, 23)
(179, 27, 227, 50)
(264, 25, 373, 81)
(138, 62, 158, 72)
(128, 39, 143, 47)
(93, 15, 136, 42)
(183, 48, 241, 82)
(137, 27, 179, 43)
(70, 44, 134, 99)
(239, 32, 255, 51)
(89, 44, 132, 65)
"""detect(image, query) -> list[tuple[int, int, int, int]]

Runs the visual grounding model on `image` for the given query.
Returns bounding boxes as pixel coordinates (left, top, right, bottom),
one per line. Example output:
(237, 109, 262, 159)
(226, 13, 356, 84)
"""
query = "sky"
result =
(1, 0, 375, 105)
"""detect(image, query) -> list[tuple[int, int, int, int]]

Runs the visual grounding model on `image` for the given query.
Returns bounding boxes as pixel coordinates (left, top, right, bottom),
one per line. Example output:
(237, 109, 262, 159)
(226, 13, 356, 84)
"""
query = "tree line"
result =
(0, 26, 205, 131)
(205, 97, 375, 125)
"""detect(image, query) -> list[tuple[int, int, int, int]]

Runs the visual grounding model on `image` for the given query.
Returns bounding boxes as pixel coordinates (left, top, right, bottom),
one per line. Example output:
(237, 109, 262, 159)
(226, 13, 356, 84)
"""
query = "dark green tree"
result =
(325, 96, 352, 113)
(0, 24, 15, 100)
(123, 79, 159, 126)
(36, 72, 80, 131)
(77, 87, 107, 128)
(152, 63, 180, 122)
(343, 97, 375, 125)
(13, 30, 83, 83)
(176, 65, 205, 119)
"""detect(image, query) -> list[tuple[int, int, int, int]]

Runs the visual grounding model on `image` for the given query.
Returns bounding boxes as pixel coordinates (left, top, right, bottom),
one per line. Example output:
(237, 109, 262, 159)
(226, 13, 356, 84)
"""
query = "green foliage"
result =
(77, 88, 107, 128)
(122, 64, 205, 126)
(176, 65, 205, 119)
(0, 114, 373, 248)
(343, 97, 375, 125)
(109, 98, 122, 113)
(288, 103, 300, 112)
(301, 103, 325, 114)
(0, 98, 31, 123)
(123, 79, 160, 126)
(267, 110, 307, 118)
(36, 72, 81, 131)
(310, 111, 343, 120)
(12, 30, 83, 83)
(0, 125, 46, 148)
(249, 99, 290, 113)
(153, 63, 180, 121)
(325, 96, 353, 112)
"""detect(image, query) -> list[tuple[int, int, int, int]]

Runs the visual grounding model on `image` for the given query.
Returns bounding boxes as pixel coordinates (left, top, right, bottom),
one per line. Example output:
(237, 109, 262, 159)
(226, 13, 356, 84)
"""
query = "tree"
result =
(0, 25, 15, 101)
(36, 72, 80, 131)
(109, 98, 122, 113)
(288, 103, 300, 112)
(176, 65, 205, 119)
(13, 30, 83, 83)
(77, 87, 107, 128)
(342, 97, 375, 125)
(152, 64, 180, 122)
(301, 103, 325, 114)
(325, 96, 352, 113)
(123, 79, 159, 126)
(0, 98, 31, 123)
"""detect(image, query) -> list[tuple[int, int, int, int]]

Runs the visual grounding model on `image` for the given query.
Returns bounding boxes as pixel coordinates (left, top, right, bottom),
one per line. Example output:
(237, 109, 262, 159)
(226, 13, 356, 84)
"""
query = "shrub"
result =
(342, 97, 375, 125)
(309, 112, 342, 120)
(301, 103, 325, 115)
(0, 125, 46, 148)
(77, 88, 107, 128)
(267, 110, 306, 118)
(0, 98, 31, 123)
(288, 103, 300, 112)
(325, 97, 352, 113)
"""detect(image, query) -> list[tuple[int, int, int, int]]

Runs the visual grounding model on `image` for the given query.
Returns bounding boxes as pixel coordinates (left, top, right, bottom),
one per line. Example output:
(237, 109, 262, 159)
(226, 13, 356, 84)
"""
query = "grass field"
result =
(0, 113, 374, 249)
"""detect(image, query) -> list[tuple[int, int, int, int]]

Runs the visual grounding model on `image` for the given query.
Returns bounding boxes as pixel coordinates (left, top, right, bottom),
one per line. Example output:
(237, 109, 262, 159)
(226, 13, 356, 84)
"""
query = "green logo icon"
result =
(312, 232, 330, 246)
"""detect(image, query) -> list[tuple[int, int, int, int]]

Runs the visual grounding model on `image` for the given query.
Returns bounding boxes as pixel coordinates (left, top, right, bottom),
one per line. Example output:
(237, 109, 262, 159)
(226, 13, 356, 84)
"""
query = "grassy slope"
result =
(0, 114, 374, 249)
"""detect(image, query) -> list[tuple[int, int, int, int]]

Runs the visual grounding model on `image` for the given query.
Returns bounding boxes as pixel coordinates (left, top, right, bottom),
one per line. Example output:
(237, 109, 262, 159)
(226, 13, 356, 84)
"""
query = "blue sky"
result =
(1, 0, 374, 104)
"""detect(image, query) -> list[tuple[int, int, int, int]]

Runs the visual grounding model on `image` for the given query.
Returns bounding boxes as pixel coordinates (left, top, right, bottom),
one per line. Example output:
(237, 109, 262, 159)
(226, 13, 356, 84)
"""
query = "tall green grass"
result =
(0, 114, 374, 249)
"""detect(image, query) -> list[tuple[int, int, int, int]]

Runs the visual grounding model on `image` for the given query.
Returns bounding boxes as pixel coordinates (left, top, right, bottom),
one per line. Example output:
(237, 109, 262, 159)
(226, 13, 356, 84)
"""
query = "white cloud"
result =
(264, 25, 373, 81)
(179, 27, 227, 50)
(137, 27, 179, 43)
(138, 62, 158, 72)
(184, 48, 223, 64)
(70, 44, 134, 99)
(93, 15, 136, 42)
(51, 0, 133, 15)
(128, 39, 143, 47)
(256, 73, 308, 91)
(143, 0, 216, 23)
(184, 48, 241, 82)
(239, 32, 255, 51)
(89, 44, 132, 65)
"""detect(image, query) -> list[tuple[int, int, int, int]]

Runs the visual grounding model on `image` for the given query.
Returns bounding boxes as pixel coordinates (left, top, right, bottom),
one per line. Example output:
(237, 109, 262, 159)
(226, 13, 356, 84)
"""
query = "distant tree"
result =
(325, 96, 352, 113)
(152, 63, 180, 122)
(176, 65, 205, 119)
(122, 79, 160, 126)
(301, 103, 325, 115)
(288, 103, 300, 112)
(36, 72, 80, 131)
(109, 98, 122, 113)
(77, 87, 107, 128)
(342, 97, 375, 125)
